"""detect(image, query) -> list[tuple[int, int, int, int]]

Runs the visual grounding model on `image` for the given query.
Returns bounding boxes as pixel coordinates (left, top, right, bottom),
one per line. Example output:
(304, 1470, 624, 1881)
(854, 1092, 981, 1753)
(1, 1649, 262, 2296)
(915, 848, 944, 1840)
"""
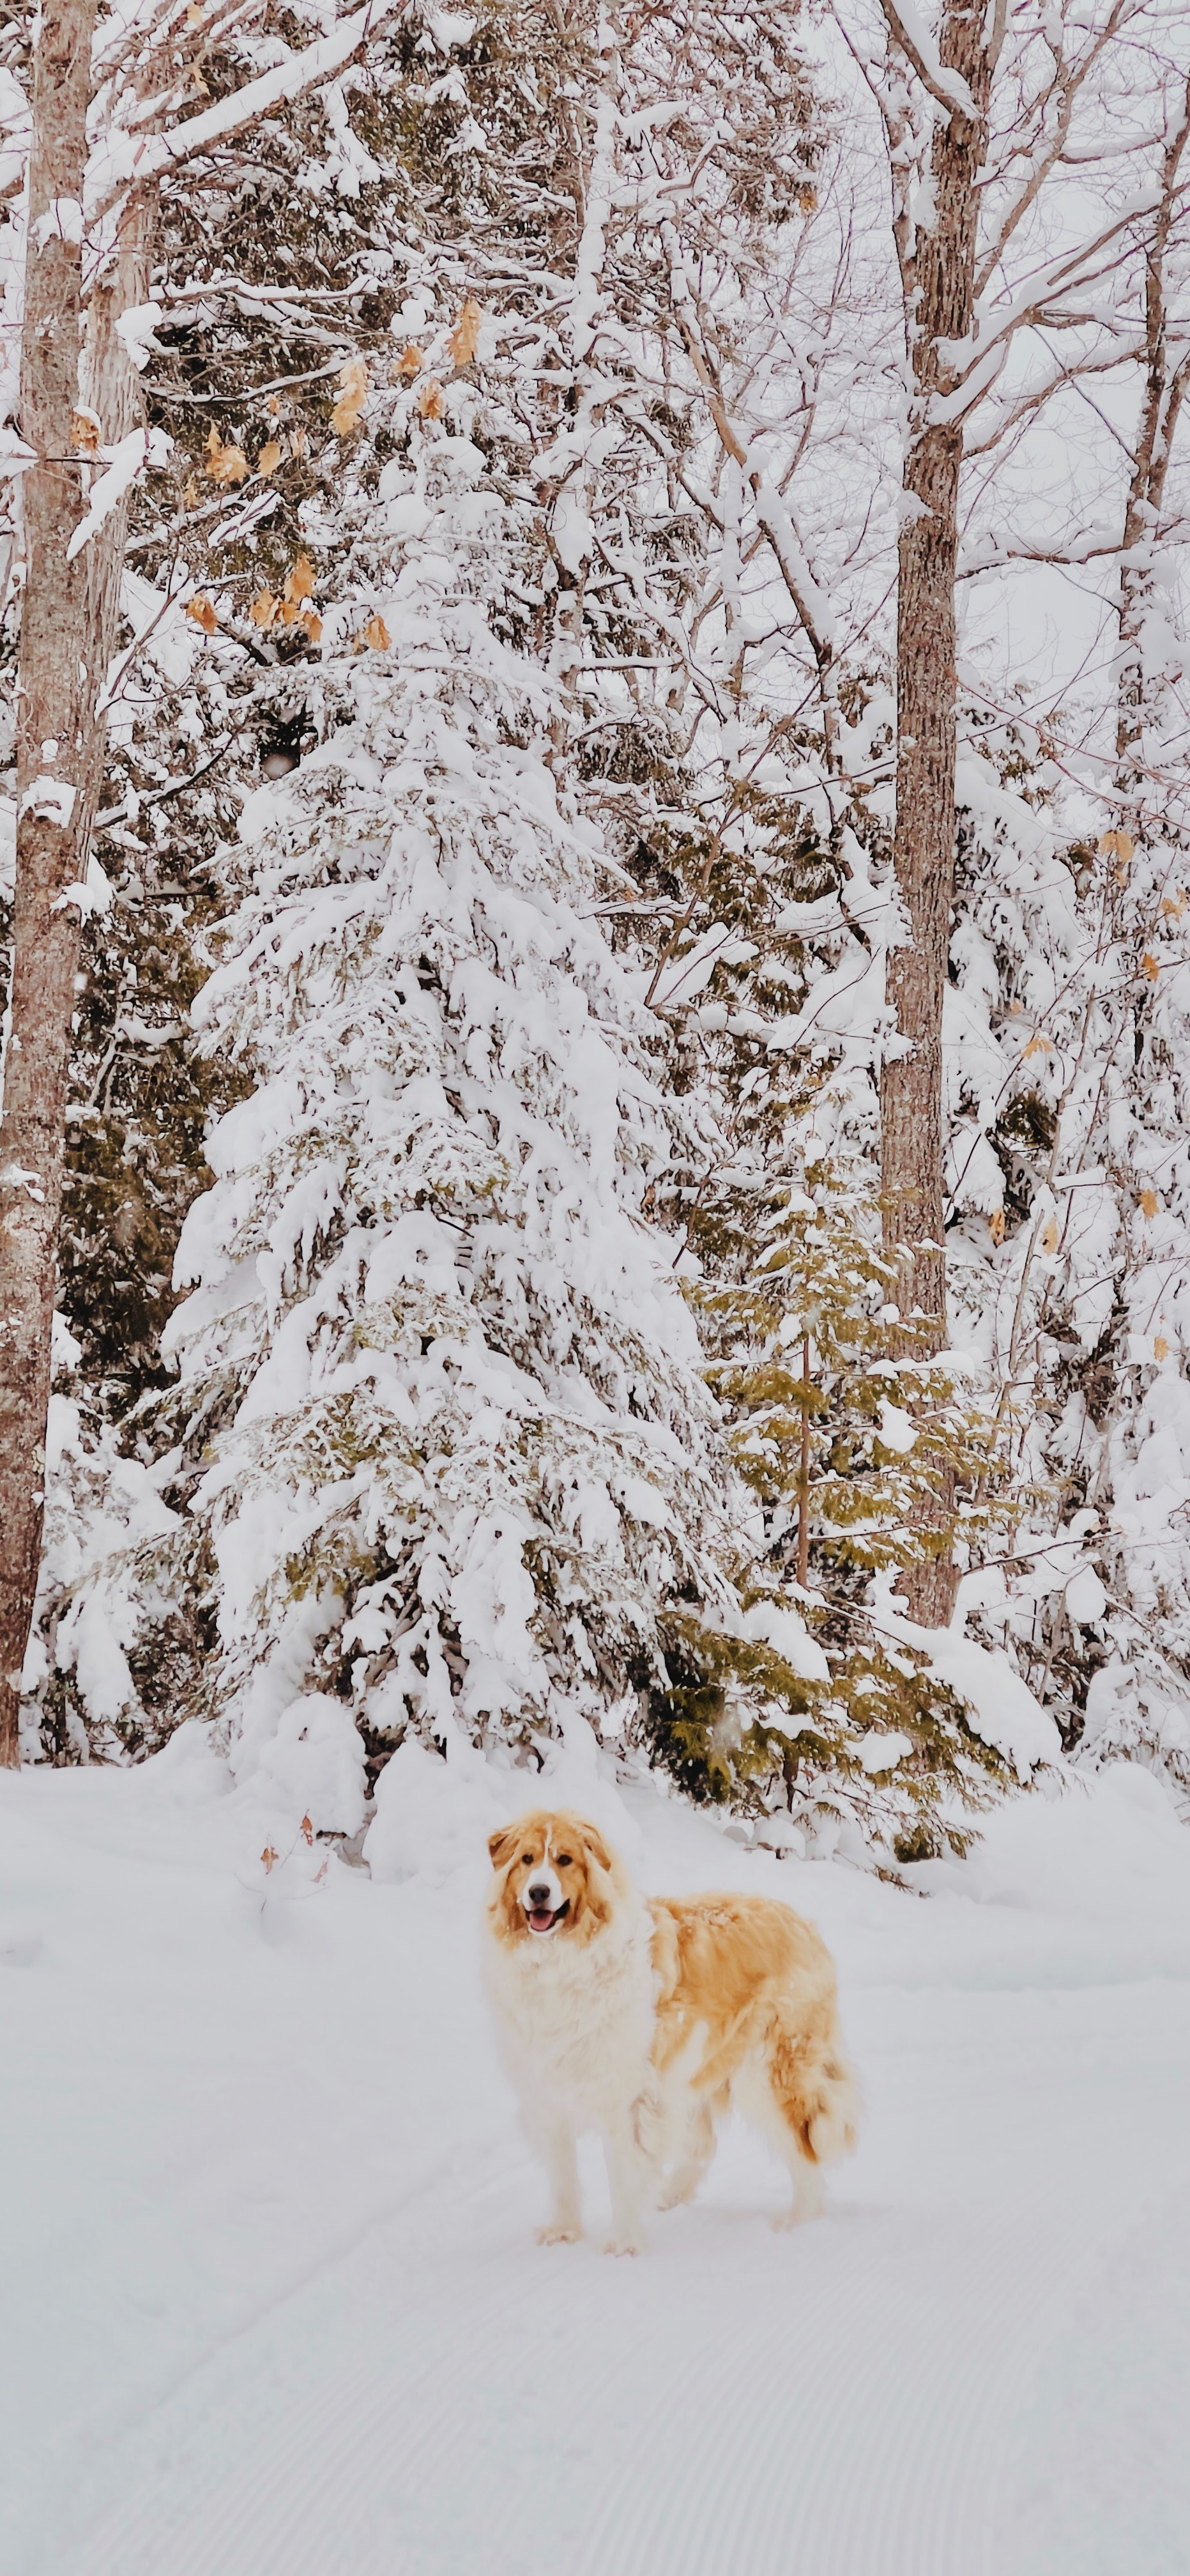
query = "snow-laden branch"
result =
(878, 0, 979, 124)
(659, 226, 839, 753)
(86, 0, 400, 214)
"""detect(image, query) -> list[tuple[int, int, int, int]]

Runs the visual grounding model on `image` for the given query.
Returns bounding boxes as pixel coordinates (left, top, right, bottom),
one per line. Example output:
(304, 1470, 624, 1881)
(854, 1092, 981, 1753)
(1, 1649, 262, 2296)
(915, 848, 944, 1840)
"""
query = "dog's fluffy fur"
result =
(483, 1807, 858, 2254)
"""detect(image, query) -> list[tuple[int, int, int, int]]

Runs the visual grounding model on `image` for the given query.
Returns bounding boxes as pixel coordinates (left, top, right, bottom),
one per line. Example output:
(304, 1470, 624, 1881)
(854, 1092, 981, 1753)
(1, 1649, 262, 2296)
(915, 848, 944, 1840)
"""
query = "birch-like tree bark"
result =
(0, 0, 107, 1763)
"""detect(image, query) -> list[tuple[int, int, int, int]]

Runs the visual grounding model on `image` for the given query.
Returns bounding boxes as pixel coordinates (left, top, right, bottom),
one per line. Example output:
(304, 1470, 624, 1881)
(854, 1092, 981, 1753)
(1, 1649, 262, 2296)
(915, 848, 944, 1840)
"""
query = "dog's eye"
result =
(521, 1853, 533, 1865)
(557, 1855, 573, 1867)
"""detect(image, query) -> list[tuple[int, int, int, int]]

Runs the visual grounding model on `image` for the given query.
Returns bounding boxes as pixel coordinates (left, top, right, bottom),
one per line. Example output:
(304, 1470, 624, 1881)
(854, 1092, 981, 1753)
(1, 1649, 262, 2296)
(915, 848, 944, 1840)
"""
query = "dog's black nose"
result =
(528, 1883, 551, 1906)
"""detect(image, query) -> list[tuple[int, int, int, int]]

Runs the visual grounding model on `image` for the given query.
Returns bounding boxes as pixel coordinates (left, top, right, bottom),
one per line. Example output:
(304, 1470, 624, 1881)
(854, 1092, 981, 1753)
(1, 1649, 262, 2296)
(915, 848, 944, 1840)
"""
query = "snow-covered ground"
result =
(3, 1736, 1189, 2576)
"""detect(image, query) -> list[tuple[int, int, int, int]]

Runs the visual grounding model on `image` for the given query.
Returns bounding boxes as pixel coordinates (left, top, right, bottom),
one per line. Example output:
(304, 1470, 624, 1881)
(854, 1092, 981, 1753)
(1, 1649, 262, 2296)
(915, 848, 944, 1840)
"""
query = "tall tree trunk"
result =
(1116, 72, 1190, 789)
(880, 8, 992, 1626)
(0, 0, 147, 1761)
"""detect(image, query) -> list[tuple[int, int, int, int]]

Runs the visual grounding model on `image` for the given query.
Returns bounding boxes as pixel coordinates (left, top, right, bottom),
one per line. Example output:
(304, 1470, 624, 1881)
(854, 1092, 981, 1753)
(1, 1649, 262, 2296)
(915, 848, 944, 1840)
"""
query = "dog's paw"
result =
(772, 2196, 823, 2233)
(602, 2232, 645, 2257)
(536, 2222, 583, 2246)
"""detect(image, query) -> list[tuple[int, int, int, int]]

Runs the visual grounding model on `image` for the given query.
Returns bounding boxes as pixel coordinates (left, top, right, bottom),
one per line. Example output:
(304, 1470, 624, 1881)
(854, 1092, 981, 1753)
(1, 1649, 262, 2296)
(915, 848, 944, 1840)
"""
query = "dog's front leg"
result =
(602, 2122, 651, 2256)
(532, 2115, 583, 2245)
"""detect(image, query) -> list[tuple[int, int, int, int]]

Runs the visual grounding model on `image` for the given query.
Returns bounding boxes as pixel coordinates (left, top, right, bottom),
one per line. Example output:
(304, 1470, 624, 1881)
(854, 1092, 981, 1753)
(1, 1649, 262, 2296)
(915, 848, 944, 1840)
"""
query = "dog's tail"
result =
(767, 2007, 859, 2166)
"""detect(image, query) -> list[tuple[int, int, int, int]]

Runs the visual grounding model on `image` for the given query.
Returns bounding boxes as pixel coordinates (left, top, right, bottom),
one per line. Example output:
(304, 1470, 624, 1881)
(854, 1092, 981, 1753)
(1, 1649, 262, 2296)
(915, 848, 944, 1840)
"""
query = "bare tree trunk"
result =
(0, 0, 147, 1761)
(879, 6, 992, 1626)
(796, 1333, 811, 1591)
(1116, 70, 1190, 787)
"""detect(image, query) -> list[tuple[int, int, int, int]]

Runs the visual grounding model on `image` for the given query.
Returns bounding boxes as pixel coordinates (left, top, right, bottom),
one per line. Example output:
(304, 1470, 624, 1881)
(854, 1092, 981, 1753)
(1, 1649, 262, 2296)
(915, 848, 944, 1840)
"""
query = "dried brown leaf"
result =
(284, 553, 316, 602)
(447, 297, 481, 366)
(332, 355, 369, 436)
(204, 425, 248, 485)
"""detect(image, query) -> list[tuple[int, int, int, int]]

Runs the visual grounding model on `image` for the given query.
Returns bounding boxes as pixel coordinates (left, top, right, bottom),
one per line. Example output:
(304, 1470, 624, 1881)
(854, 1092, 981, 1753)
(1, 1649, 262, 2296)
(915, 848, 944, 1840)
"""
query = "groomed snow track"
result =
(4, 1756, 1189, 2576)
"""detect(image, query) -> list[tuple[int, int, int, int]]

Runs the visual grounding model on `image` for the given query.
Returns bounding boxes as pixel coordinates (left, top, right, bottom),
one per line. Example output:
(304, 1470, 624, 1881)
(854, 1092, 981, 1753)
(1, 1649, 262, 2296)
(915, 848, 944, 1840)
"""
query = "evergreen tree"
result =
(662, 1165, 1042, 1862)
(94, 474, 744, 1798)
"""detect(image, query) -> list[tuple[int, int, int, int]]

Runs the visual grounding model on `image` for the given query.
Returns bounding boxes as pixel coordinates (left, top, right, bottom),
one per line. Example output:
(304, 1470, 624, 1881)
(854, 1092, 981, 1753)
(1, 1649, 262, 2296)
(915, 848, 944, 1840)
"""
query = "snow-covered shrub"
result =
(19, 1321, 185, 1765)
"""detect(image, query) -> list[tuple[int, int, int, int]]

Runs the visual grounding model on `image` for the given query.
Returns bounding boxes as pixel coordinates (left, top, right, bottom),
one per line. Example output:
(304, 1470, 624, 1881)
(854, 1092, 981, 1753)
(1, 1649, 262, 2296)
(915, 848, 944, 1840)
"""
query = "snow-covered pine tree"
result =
(109, 467, 745, 1813)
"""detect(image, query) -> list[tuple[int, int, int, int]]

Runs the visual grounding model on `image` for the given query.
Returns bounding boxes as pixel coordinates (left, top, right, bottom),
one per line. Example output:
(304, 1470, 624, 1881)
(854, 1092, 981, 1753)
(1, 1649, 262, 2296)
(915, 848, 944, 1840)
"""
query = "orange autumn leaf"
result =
(204, 424, 248, 485)
(363, 613, 390, 650)
(278, 597, 299, 625)
(1141, 952, 1159, 983)
(299, 606, 323, 643)
(72, 408, 102, 455)
(266, 393, 280, 415)
(395, 341, 425, 378)
(257, 439, 283, 477)
(416, 376, 445, 420)
(1098, 827, 1134, 866)
(289, 425, 309, 460)
(185, 594, 218, 634)
(183, 476, 199, 507)
(332, 355, 369, 436)
(261, 1844, 279, 1873)
(988, 1208, 1006, 1246)
(447, 296, 482, 366)
(1041, 1218, 1058, 1254)
(300, 1814, 314, 1847)
(1140, 1188, 1159, 1219)
(249, 590, 278, 629)
(1022, 1032, 1053, 1059)
(1154, 1333, 1171, 1361)
(1160, 892, 1187, 919)
(284, 553, 316, 602)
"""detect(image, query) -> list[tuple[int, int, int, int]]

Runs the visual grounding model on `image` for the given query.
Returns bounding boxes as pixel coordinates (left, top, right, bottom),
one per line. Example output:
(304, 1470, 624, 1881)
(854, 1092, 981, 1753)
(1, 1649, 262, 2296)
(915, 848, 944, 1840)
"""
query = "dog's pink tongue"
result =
(529, 1907, 554, 1931)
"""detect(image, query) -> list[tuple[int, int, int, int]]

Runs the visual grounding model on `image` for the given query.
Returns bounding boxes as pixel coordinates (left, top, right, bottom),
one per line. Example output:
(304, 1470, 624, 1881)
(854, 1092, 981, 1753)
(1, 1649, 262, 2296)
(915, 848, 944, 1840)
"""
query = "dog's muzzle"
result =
(524, 1873, 568, 1936)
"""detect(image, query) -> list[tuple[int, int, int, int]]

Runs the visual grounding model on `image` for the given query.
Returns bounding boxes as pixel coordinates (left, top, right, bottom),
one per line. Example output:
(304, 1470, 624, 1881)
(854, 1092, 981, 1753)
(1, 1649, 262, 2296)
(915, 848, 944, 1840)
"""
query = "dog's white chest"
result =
(487, 1917, 656, 2129)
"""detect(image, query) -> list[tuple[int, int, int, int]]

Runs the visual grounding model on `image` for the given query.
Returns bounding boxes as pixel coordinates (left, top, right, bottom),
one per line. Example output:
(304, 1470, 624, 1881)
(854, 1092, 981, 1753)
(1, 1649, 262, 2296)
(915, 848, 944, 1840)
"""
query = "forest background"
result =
(1, 0, 1189, 1873)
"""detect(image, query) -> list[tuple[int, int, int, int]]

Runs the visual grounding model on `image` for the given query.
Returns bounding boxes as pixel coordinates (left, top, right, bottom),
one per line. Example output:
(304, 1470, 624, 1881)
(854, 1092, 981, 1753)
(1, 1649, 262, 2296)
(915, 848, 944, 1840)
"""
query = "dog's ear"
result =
(579, 1820, 613, 1874)
(487, 1822, 520, 1871)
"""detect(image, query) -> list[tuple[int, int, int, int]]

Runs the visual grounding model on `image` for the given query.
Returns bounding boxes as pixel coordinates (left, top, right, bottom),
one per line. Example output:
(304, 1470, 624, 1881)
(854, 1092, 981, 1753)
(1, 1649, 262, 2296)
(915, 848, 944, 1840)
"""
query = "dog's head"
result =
(485, 1808, 624, 1949)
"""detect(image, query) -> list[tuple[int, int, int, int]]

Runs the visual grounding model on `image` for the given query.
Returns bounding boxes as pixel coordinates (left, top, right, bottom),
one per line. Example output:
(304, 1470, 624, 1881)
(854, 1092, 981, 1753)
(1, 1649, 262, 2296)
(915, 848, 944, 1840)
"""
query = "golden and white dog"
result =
(483, 1806, 858, 2255)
